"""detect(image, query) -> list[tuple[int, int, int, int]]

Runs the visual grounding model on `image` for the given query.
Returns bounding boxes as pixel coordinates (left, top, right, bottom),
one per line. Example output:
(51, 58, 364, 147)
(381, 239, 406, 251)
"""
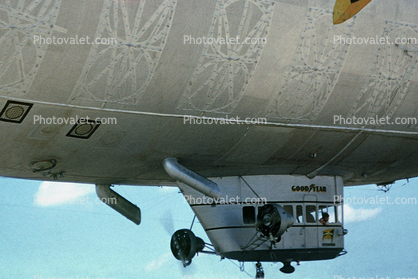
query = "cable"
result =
(227, 258, 254, 278)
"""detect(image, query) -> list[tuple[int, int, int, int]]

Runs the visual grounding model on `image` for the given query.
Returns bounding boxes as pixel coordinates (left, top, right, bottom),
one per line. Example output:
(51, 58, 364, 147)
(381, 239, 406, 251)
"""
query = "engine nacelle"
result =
(170, 229, 205, 267)
(256, 204, 295, 240)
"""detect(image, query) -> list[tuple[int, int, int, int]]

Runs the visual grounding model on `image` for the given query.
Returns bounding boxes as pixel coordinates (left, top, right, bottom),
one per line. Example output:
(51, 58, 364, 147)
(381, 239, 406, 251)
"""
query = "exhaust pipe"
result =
(163, 158, 221, 199)
(96, 184, 141, 225)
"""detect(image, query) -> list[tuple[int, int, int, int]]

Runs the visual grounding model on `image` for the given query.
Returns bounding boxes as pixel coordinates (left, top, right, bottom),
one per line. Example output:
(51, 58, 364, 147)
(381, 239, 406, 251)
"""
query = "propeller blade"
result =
(162, 209, 174, 236)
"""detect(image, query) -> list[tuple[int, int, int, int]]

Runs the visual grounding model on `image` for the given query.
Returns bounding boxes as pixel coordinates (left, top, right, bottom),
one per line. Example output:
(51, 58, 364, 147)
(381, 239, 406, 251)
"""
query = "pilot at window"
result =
(319, 213, 329, 225)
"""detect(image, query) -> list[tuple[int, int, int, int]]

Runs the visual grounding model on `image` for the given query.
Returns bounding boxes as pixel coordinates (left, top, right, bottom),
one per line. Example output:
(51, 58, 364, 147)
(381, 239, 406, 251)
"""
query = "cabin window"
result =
(283, 205, 293, 217)
(306, 205, 317, 223)
(296, 205, 303, 223)
(242, 206, 256, 224)
(337, 204, 343, 223)
(319, 205, 337, 223)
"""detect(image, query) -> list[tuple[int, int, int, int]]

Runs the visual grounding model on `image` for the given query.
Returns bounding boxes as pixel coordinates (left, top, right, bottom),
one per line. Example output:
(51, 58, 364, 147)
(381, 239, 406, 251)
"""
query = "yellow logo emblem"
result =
(322, 229, 335, 242)
(333, 0, 373, 25)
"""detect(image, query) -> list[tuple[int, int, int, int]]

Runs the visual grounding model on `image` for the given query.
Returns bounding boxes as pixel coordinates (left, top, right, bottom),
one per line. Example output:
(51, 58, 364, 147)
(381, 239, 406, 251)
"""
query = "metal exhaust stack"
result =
(163, 158, 221, 199)
(96, 184, 141, 225)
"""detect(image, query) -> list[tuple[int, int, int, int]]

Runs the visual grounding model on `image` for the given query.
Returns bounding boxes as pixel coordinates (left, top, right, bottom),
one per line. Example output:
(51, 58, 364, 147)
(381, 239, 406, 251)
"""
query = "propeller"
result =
(160, 209, 192, 275)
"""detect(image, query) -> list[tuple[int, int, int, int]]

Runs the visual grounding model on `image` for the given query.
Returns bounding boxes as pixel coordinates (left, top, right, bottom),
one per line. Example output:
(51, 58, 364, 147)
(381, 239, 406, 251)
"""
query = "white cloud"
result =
(145, 252, 173, 272)
(344, 204, 382, 224)
(34, 181, 95, 207)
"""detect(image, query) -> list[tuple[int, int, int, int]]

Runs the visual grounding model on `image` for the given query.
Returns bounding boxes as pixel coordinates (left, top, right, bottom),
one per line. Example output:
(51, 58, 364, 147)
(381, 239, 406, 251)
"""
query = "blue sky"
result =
(0, 176, 417, 279)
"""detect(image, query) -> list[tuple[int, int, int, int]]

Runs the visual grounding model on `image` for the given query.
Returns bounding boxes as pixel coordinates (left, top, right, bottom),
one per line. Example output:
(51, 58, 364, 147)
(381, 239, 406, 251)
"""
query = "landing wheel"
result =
(280, 262, 295, 274)
(255, 262, 264, 279)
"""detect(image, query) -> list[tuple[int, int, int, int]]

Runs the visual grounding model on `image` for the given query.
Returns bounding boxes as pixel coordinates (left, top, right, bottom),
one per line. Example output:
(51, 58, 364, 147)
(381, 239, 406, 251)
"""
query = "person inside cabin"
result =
(319, 213, 329, 225)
